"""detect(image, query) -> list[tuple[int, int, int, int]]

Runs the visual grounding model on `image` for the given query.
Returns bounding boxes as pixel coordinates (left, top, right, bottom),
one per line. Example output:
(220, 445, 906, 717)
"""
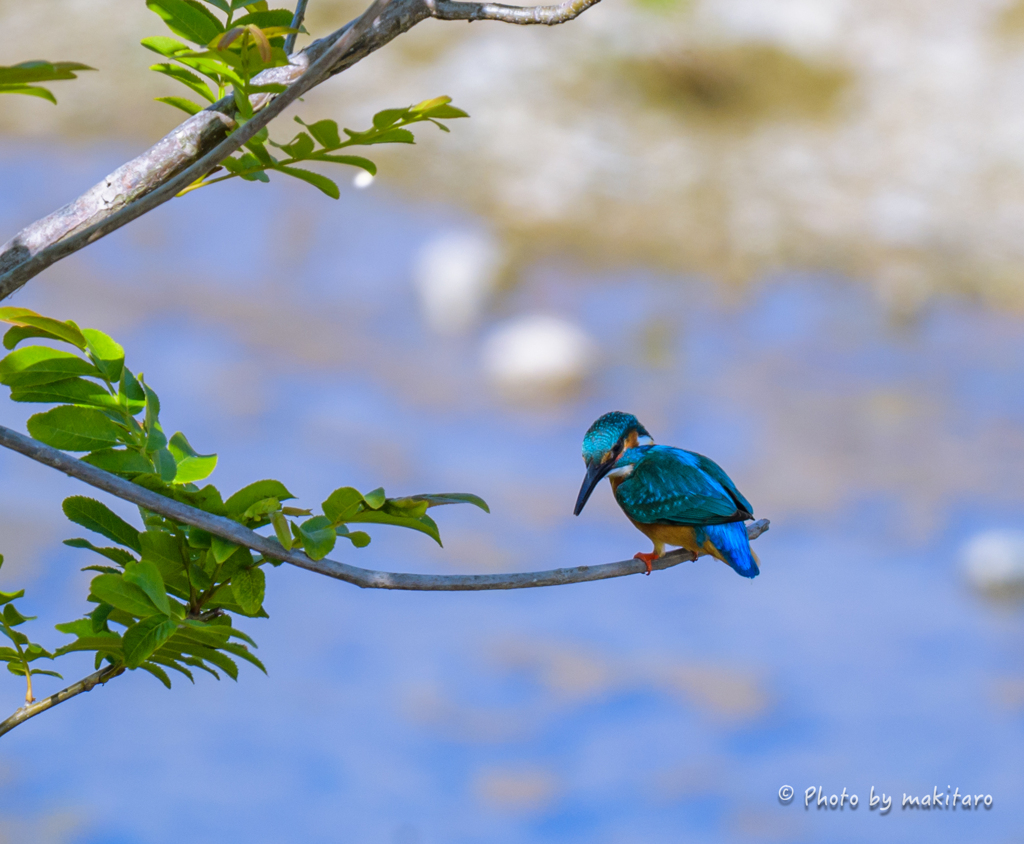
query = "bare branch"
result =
(432, 0, 602, 25)
(285, 0, 312, 54)
(0, 0, 606, 301)
(0, 664, 124, 739)
(0, 423, 768, 591)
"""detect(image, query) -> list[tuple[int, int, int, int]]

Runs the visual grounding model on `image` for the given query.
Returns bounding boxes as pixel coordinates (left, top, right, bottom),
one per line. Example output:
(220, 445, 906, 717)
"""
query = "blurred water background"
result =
(4, 0, 1024, 842)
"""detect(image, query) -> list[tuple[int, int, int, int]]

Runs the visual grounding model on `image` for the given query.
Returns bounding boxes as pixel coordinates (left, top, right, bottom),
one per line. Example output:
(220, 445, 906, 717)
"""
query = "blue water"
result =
(0, 145, 1022, 843)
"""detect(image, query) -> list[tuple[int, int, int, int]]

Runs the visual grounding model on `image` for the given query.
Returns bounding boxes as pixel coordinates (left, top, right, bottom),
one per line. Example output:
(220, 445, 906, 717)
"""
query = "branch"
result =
(284, 0, 311, 54)
(0, 424, 768, 591)
(0, 0, 606, 301)
(432, 0, 603, 25)
(0, 664, 124, 738)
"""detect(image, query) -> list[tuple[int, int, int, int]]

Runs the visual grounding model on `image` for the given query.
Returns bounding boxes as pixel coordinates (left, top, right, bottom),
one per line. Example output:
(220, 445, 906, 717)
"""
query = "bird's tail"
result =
(702, 521, 759, 579)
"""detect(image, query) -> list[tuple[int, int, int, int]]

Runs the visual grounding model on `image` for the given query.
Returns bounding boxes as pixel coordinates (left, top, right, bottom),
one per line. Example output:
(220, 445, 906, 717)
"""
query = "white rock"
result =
(412, 231, 502, 334)
(961, 530, 1024, 596)
(481, 314, 597, 394)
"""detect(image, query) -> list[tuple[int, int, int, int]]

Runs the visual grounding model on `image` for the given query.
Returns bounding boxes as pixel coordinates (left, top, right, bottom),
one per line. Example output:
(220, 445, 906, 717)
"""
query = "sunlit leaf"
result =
(156, 95, 205, 115)
(0, 307, 87, 349)
(10, 377, 118, 409)
(0, 346, 99, 387)
(404, 492, 490, 513)
(345, 509, 442, 546)
(123, 560, 172, 616)
(294, 117, 340, 148)
(89, 573, 160, 617)
(168, 431, 218, 483)
(150, 62, 216, 102)
(296, 516, 336, 560)
(146, 0, 225, 45)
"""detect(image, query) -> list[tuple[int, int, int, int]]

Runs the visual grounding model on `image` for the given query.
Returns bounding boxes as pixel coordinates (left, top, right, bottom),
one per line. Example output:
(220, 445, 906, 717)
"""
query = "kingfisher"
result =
(574, 411, 759, 579)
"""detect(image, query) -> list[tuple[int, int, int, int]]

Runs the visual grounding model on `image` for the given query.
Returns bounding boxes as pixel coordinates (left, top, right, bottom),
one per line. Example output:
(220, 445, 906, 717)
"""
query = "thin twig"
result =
(285, 0, 311, 53)
(0, 0, 607, 300)
(0, 424, 768, 591)
(0, 664, 124, 738)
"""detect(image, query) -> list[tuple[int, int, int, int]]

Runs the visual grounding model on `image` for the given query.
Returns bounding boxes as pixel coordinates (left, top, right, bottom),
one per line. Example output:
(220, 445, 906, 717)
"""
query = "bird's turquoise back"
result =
(613, 445, 753, 526)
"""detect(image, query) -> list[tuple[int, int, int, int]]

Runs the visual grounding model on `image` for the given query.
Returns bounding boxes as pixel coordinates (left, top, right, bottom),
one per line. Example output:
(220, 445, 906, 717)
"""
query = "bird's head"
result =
(574, 411, 652, 515)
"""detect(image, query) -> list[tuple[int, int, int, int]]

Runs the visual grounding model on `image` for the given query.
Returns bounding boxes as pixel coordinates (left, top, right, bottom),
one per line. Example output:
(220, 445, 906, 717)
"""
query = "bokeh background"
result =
(3, 0, 1024, 841)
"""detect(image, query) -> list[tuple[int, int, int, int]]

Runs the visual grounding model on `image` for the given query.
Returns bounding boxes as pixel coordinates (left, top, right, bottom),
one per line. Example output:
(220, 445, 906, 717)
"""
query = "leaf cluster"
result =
(142, 1, 468, 199)
(0, 309, 487, 694)
(143, 0, 301, 118)
(0, 60, 95, 104)
(0, 556, 62, 704)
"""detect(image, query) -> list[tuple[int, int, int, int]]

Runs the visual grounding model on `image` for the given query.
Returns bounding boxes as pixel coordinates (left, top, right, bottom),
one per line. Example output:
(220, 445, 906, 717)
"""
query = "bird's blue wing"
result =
(615, 446, 751, 526)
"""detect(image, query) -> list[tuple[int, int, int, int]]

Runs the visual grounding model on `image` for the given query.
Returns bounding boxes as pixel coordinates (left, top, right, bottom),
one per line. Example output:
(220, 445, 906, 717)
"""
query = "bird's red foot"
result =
(634, 552, 659, 575)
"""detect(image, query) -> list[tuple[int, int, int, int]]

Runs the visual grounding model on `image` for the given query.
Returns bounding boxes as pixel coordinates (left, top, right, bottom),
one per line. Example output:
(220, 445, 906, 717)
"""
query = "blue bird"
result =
(574, 411, 759, 578)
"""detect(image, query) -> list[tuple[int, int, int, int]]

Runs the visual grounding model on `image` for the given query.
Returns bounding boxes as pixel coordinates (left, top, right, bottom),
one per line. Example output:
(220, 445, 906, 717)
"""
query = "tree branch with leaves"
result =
(0, 0, 769, 740)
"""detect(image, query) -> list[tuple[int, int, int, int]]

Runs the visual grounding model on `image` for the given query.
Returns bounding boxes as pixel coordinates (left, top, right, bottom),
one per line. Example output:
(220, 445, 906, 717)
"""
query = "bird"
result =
(573, 411, 759, 579)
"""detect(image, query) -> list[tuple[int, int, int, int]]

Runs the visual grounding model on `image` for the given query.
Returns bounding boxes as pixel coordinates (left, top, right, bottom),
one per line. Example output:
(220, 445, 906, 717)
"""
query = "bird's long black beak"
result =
(574, 458, 613, 516)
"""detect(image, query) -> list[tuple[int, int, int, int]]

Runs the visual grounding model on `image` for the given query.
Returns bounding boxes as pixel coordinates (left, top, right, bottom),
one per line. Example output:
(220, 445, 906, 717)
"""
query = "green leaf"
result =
(64, 538, 136, 567)
(81, 328, 125, 382)
(272, 131, 314, 159)
(345, 509, 442, 546)
(89, 573, 160, 617)
(63, 496, 142, 552)
(148, 653, 194, 682)
(153, 448, 177, 482)
(90, 603, 115, 632)
(3, 604, 30, 626)
(296, 515, 336, 560)
(312, 154, 376, 175)
(139, 530, 183, 572)
(219, 544, 253, 578)
(143, 382, 167, 452)
(0, 85, 56, 103)
(345, 127, 415, 146)
(231, 566, 265, 614)
(0, 626, 28, 646)
(168, 432, 218, 483)
(150, 62, 216, 102)
(210, 535, 238, 565)
(321, 486, 365, 523)
(0, 589, 25, 606)
(364, 487, 386, 509)
(138, 661, 173, 687)
(81, 448, 154, 477)
(0, 61, 94, 86)
(295, 117, 340, 148)
(123, 561, 171, 616)
(225, 480, 294, 517)
(372, 107, 409, 129)
(0, 308, 87, 349)
(404, 492, 490, 513)
(337, 528, 371, 548)
(240, 497, 280, 523)
(272, 165, 339, 198)
(0, 345, 99, 387)
(219, 640, 266, 673)
(123, 614, 177, 668)
(147, 0, 225, 44)
(156, 95, 205, 115)
(10, 377, 118, 409)
(29, 668, 63, 679)
(26, 405, 123, 451)
(233, 9, 294, 28)
(140, 36, 192, 57)
(270, 511, 292, 550)
(119, 366, 146, 405)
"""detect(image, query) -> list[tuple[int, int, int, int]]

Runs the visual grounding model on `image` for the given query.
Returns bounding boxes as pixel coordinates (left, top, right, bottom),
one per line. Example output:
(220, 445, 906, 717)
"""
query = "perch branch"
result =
(0, 664, 124, 738)
(0, 424, 768, 591)
(0, 0, 606, 301)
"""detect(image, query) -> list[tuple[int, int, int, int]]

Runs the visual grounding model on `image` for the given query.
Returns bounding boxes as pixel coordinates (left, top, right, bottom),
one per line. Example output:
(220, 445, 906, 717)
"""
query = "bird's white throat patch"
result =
(607, 464, 635, 479)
